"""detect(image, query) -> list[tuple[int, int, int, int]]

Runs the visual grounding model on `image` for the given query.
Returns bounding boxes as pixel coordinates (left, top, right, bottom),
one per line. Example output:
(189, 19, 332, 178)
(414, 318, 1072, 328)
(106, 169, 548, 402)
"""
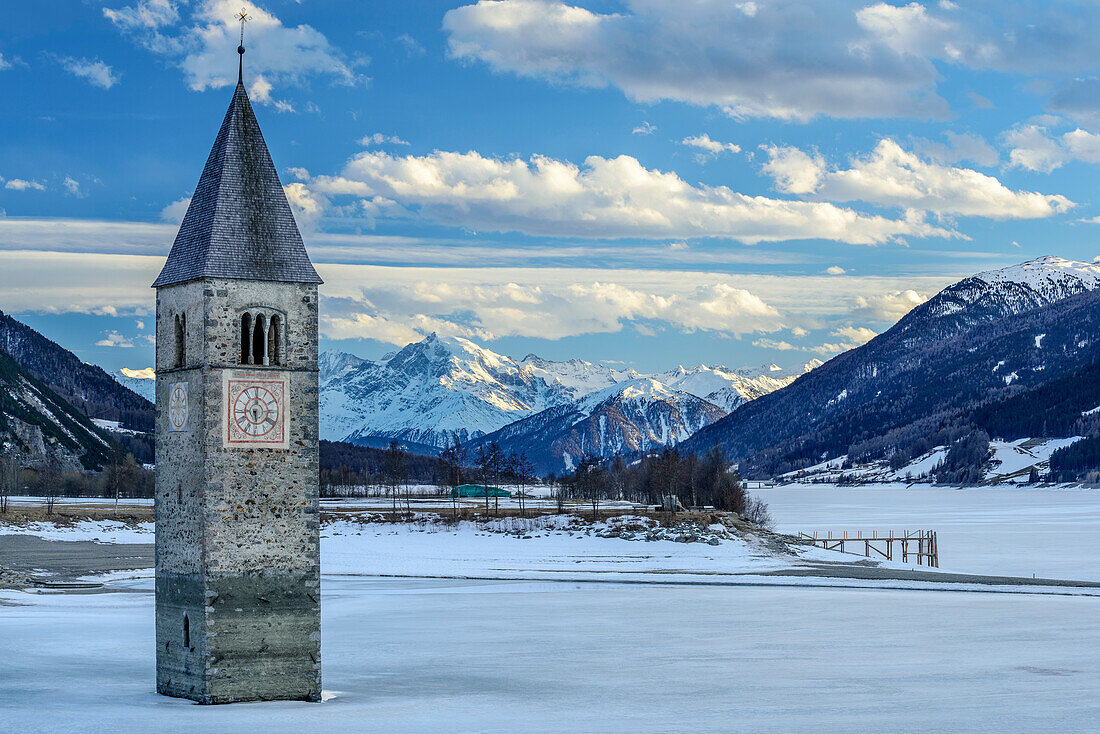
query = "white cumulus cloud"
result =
(763, 139, 1073, 219)
(104, 0, 360, 102)
(305, 149, 956, 245)
(359, 133, 411, 147)
(832, 325, 877, 344)
(160, 196, 191, 223)
(853, 289, 929, 320)
(443, 0, 955, 120)
(320, 273, 785, 346)
(283, 183, 324, 232)
(681, 134, 741, 158)
(96, 330, 136, 348)
(5, 179, 46, 191)
(1004, 123, 1100, 173)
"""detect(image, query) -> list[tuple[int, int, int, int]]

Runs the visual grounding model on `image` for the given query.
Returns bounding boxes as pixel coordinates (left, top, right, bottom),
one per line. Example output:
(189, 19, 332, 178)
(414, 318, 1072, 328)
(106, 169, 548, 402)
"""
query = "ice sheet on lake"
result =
(1, 577, 1098, 732)
(757, 483, 1100, 581)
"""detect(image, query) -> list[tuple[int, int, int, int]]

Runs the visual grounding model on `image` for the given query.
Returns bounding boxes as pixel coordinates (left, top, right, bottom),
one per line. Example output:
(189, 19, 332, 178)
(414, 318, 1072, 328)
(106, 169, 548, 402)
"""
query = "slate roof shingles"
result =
(152, 81, 323, 288)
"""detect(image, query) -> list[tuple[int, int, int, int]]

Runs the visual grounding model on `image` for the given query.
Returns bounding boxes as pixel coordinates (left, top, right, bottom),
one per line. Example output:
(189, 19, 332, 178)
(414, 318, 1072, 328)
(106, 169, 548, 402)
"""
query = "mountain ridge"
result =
(684, 256, 1100, 477)
(0, 312, 154, 432)
(318, 333, 817, 451)
(469, 376, 728, 474)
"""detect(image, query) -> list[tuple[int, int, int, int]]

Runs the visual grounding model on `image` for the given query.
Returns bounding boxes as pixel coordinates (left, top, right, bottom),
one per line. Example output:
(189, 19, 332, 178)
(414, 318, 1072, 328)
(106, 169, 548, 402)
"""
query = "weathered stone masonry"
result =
(154, 68, 323, 705)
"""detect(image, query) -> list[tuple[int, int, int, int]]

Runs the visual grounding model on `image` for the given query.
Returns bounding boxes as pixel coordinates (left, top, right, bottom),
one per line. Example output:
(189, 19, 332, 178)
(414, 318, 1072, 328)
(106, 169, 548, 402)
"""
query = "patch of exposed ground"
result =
(0, 535, 154, 586)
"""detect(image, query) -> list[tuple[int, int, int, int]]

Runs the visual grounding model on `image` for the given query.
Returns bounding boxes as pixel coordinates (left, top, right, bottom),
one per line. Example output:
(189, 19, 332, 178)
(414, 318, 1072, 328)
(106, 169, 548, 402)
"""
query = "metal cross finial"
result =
(236, 8, 252, 46)
(236, 8, 251, 83)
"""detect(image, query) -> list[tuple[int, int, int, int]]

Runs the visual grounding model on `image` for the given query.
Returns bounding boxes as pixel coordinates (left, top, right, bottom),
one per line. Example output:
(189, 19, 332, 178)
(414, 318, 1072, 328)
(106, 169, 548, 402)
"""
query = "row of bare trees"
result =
(0, 442, 152, 516)
(438, 439, 535, 518)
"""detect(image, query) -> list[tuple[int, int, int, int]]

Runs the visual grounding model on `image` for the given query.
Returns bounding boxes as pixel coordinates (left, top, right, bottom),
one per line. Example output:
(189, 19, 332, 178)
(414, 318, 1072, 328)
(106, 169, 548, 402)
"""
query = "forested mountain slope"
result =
(0, 347, 113, 470)
(0, 312, 153, 431)
(685, 257, 1100, 477)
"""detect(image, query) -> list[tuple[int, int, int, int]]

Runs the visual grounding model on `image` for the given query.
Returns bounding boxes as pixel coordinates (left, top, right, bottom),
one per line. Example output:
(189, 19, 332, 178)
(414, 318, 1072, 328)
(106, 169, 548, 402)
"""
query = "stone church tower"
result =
(152, 50, 323, 704)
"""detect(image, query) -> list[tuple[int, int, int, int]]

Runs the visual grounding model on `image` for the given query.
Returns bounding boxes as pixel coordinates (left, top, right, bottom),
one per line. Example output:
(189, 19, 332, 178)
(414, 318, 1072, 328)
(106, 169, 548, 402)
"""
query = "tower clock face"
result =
(234, 386, 279, 437)
(168, 382, 189, 432)
(223, 372, 289, 448)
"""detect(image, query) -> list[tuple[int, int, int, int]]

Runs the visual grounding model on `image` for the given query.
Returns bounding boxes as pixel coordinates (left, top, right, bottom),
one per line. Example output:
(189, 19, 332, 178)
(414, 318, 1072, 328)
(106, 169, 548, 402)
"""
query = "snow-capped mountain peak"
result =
(470, 375, 728, 473)
(519, 353, 640, 394)
(115, 367, 156, 402)
(654, 360, 820, 412)
(318, 334, 820, 452)
(574, 376, 682, 413)
(318, 350, 368, 383)
(914, 256, 1100, 332)
(975, 255, 1100, 293)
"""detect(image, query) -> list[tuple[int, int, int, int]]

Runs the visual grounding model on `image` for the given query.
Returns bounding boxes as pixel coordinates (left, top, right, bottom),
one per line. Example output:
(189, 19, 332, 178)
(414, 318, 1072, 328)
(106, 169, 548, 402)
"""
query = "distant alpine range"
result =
(317, 333, 819, 465)
(3, 256, 1100, 479)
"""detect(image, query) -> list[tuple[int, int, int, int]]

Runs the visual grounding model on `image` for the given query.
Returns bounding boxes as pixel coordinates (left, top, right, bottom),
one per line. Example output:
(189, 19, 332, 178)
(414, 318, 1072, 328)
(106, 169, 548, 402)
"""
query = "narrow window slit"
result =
(174, 313, 186, 368)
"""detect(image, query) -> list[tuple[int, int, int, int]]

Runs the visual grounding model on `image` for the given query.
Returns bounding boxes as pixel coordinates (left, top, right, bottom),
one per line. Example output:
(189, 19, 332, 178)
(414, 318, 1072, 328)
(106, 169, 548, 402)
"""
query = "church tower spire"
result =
(151, 49, 321, 288)
(153, 34, 322, 705)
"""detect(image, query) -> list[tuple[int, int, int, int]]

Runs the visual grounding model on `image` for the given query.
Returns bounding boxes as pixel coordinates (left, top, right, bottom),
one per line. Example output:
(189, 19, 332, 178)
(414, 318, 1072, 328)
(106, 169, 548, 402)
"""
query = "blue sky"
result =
(3, 0, 1100, 380)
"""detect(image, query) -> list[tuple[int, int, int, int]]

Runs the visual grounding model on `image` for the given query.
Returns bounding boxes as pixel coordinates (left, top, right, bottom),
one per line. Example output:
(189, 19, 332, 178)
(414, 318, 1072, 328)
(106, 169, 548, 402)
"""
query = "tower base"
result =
(155, 570, 321, 704)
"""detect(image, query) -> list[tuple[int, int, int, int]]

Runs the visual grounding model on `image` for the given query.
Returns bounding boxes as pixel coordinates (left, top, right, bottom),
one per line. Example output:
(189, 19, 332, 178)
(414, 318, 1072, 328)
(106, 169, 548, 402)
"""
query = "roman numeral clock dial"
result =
(224, 373, 289, 448)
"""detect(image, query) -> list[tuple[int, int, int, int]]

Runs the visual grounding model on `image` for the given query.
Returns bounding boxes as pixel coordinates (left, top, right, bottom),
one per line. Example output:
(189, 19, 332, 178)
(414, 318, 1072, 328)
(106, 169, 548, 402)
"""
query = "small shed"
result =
(451, 484, 511, 498)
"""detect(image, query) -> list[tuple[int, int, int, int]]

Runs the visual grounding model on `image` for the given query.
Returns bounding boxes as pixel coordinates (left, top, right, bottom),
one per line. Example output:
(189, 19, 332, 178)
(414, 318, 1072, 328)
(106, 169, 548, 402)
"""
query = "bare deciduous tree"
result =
(509, 451, 534, 518)
(0, 451, 18, 514)
(439, 438, 466, 521)
(42, 456, 62, 515)
(383, 440, 408, 518)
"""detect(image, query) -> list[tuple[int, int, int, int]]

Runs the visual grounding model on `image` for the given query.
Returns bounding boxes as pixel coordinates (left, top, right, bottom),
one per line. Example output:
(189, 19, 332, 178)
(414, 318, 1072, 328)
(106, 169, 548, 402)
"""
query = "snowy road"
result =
(1, 576, 1098, 733)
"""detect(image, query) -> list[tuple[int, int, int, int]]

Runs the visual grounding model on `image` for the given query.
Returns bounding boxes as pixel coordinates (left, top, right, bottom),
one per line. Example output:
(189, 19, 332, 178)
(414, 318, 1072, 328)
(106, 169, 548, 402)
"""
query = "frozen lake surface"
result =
(4, 486, 1100, 730)
(758, 484, 1100, 581)
(2, 576, 1099, 733)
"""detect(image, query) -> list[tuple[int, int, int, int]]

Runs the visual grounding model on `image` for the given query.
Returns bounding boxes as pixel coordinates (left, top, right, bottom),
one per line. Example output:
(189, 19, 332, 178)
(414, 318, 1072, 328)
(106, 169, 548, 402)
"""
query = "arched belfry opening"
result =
(253, 313, 267, 365)
(268, 314, 281, 366)
(240, 313, 252, 364)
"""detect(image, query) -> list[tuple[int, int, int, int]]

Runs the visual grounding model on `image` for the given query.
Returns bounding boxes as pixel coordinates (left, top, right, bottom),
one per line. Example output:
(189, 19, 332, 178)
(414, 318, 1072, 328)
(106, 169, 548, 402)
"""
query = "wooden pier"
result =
(797, 530, 939, 567)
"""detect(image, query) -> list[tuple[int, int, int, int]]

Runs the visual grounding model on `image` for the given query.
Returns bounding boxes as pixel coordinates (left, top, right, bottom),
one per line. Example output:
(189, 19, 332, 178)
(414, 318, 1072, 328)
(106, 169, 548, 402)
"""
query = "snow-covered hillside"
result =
(778, 436, 1084, 486)
(974, 255, 1100, 294)
(922, 255, 1100, 327)
(0, 350, 111, 470)
(687, 255, 1100, 473)
(319, 334, 818, 450)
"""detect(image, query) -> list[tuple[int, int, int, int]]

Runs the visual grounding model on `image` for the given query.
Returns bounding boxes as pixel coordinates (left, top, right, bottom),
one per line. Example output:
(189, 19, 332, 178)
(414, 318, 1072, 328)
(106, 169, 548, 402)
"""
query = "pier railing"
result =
(797, 530, 939, 567)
